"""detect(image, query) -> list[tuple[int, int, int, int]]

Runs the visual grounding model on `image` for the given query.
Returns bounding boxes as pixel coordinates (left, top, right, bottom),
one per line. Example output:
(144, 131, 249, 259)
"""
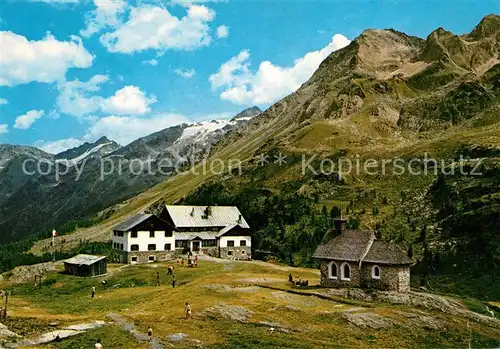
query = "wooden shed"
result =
(63, 254, 107, 277)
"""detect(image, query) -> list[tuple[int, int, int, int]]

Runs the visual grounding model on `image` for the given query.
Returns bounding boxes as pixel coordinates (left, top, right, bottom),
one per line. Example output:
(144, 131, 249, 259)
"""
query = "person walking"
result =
(185, 302, 192, 319)
(91, 286, 96, 299)
(172, 274, 176, 288)
(147, 326, 153, 341)
(155, 272, 160, 286)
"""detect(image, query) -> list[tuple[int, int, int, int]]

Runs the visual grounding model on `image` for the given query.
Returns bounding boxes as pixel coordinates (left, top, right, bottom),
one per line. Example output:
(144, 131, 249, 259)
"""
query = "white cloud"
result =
(0, 98, 8, 105)
(99, 4, 216, 53)
(14, 110, 45, 130)
(0, 124, 8, 134)
(80, 0, 128, 37)
(30, 0, 80, 3)
(174, 68, 196, 79)
(0, 31, 94, 86)
(56, 75, 109, 117)
(35, 138, 83, 154)
(83, 113, 190, 145)
(216, 25, 229, 38)
(101, 86, 157, 115)
(142, 58, 159, 66)
(209, 34, 351, 105)
(56, 75, 156, 117)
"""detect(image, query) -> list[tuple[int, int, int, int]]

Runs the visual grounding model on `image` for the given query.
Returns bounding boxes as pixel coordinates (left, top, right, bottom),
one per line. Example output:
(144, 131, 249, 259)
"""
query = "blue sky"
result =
(0, 0, 498, 153)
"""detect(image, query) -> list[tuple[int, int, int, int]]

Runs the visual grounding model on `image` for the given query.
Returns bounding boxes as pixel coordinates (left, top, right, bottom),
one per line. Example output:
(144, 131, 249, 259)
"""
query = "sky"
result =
(0, 0, 498, 154)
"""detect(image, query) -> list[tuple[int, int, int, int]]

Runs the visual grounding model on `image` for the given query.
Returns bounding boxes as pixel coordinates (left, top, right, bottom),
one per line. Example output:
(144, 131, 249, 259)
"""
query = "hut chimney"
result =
(238, 214, 242, 224)
(205, 206, 212, 217)
(190, 207, 194, 216)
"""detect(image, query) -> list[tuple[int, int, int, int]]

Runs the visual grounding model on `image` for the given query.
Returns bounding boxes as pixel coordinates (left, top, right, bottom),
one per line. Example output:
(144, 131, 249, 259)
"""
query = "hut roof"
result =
(175, 232, 218, 241)
(64, 254, 106, 266)
(112, 213, 152, 232)
(164, 206, 250, 229)
(363, 240, 413, 265)
(313, 229, 413, 265)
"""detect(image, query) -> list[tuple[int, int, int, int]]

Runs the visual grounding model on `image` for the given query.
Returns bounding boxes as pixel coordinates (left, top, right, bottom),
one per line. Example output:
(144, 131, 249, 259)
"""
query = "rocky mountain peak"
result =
(231, 106, 263, 121)
(468, 14, 500, 40)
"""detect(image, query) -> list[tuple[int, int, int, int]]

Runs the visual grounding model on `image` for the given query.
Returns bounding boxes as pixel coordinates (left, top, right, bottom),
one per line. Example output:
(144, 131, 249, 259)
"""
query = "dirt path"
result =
(107, 313, 164, 349)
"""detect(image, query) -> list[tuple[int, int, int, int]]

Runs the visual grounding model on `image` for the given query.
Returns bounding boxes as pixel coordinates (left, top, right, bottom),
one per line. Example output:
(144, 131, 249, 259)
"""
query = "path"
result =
(107, 313, 165, 349)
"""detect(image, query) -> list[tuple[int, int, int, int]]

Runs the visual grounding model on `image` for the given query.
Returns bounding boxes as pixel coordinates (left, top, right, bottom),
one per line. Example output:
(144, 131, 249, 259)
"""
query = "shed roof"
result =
(313, 229, 413, 265)
(176, 232, 218, 241)
(165, 206, 250, 229)
(216, 224, 250, 237)
(113, 213, 152, 232)
(64, 254, 106, 266)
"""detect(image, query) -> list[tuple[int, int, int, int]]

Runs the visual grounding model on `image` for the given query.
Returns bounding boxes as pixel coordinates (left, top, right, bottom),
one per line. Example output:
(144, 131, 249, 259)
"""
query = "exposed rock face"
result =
(202, 303, 253, 323)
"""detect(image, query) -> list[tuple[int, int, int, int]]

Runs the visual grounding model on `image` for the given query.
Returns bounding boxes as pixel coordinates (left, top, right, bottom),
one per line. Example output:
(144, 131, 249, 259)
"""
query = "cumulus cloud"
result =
(174, 68, 196, 79)
(0, 98, 8, 105)
(80, 0, 128, 37)
(101, 86, 157, 115)
(99, 4, 216, 53)
(0, 124, 8, 134)
(35, 138, 83, 154)
(209, 34, 351, 105)
(56, 75, 156, 117)
(0, 31, 94, 86)
(14, 110, 45, 130)
(216, 25, 229, 38)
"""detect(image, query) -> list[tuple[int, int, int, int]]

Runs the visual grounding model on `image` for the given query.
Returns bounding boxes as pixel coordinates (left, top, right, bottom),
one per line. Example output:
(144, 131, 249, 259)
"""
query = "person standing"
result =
(172, 274, 176, 288)
(91, 286, 96, 299)
(155, 272, 160, 286)
(185, 302, 192, 319)
(147, 326, 153, 341)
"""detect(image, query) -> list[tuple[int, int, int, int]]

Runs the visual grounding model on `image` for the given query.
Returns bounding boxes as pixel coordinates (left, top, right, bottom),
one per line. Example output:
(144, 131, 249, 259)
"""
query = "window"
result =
(131, 231, 138, 238)
(240, 240, 246, 247)
(341, 263, 351, 281)
(113, 231, 117, 237)
(148, 244, 156, 251)
(150, 231, 155, 238)
(131, 256, 138, 264)
(176, 240, 188, 248)
(120, 243, 124, 250)
(372, 265, 381, 279)
(131, 244, 139, 251)
(165, 231, 172, 238)
(227, 240, 235, 247)
(204, 239, 217, 247)
(165, 243, 172, 251)
(228, 251, 233, 256)
(148, 256, 155, 262)
(328, 261, 337, 279)
(116, 231, 124, 237)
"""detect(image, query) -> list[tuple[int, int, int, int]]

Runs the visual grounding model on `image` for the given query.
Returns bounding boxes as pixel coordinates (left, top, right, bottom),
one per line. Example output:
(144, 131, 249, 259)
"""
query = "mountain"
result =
(55, 136, 121, 163)
(0, 110, 259, 243)
(32, 15, 500, 294)
(231, 106, 262, 121)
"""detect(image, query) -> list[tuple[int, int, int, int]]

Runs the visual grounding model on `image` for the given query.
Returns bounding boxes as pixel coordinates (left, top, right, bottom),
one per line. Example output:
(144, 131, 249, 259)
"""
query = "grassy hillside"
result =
(1, 259, 499, 348)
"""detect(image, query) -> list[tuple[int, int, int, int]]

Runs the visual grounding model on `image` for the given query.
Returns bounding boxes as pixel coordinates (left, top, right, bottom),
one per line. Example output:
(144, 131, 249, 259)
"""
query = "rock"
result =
(48, 322, 60, 327)
(64, 321, 107, 331)
(342, 312, 397, 329)
(0, 323, 18, 338)
(202, 303, 253, 323)
(169, 333, 188, 342)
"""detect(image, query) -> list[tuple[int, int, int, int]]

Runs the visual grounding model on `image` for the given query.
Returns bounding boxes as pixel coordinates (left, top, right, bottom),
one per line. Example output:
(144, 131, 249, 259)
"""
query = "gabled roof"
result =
(363, 240, 413, 265)
(164, 205, 250, 229)
(176, 232, 218, 240)
(113, 213, 152, 232)
(216, 224, 250, 237)
(313, 229, 413, 265)
(64, 254, 106, 266)
(313, 230, 375, 262)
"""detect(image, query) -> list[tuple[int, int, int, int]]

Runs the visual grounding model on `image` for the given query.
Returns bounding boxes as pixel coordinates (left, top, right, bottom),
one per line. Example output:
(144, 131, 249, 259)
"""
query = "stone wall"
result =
(319, 260, 361, 288)
(360, 263, 410, 292)
(112, 251, 175, 264)
(219, 246, 251, 260)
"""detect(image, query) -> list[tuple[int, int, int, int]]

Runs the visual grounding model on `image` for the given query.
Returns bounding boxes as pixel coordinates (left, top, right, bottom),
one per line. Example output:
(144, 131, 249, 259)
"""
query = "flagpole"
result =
(52, 229, 55, 262)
